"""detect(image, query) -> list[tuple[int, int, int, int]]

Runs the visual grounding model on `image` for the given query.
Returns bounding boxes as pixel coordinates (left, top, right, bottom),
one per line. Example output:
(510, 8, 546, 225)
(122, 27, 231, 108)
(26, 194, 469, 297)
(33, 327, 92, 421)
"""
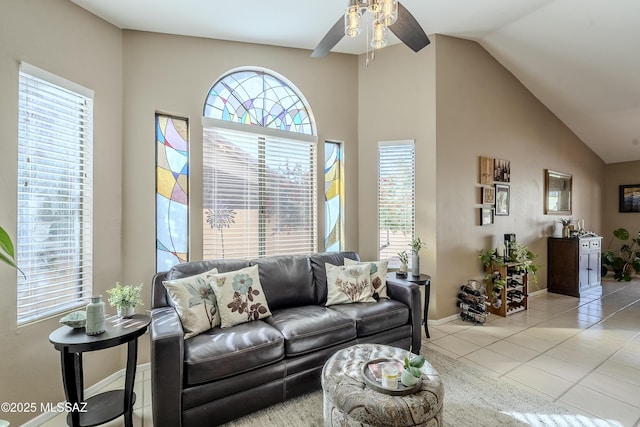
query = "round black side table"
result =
(387, 273, 431, 338)
(49, 314, 150, 427)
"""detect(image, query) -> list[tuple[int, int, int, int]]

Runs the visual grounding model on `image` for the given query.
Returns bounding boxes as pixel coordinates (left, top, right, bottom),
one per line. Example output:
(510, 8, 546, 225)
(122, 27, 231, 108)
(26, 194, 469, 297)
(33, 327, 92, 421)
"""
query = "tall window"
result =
(378, 141, 415, 267)
(325, 141, 344, 252)
(202, 68, 317, 259)
(156, 114, 189, 272)
(17, 63, 93, 325)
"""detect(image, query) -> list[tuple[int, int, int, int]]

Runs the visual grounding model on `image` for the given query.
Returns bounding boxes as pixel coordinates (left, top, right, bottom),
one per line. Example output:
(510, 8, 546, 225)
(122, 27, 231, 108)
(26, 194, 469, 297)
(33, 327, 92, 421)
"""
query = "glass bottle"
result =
(86, 295, 105, 335)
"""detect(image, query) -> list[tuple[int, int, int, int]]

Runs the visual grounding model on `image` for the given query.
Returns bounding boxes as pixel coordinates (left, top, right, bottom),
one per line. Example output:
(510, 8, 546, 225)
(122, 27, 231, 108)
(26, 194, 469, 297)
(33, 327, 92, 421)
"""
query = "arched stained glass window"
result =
(202, 68, 320, 259)
(203, 69, 315, 136)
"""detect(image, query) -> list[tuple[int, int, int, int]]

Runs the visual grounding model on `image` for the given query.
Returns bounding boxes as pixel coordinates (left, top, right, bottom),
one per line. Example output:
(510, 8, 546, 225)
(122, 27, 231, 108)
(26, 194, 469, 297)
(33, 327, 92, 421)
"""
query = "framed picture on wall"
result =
(495, 184, 510, 216)
(493, 158, 511, 182)
(619, 184, 640, 212)
(480, 207, 494, 226)
(479, 156, 494, 184)
(481, 186, 496, 205)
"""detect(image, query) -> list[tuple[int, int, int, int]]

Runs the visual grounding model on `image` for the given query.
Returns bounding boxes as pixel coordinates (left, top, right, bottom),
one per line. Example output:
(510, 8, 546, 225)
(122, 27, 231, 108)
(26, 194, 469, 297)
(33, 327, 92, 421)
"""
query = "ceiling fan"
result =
(311, 0, 430, 58)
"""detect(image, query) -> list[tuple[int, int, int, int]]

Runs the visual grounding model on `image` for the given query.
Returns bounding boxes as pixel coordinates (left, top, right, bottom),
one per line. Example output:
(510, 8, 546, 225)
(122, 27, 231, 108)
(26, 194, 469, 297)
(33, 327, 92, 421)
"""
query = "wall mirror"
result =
(545, 170, 572, 214)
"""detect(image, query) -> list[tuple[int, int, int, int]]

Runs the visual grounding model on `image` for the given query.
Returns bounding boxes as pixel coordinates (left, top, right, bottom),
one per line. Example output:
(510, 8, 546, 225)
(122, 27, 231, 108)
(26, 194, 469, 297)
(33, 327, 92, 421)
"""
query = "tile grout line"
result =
(551, 293, 640, 403)
(437, 282, 640, 407)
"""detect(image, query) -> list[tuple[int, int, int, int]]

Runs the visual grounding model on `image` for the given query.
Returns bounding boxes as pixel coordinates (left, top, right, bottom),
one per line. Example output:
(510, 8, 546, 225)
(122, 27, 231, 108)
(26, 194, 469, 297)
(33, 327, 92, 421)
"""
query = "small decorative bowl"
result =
(59, 311, 87, 328)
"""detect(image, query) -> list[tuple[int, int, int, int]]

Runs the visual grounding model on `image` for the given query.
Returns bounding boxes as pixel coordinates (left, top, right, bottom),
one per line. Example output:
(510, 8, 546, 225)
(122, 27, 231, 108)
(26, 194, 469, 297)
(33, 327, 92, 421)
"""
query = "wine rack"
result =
(485, 262, 528, 317)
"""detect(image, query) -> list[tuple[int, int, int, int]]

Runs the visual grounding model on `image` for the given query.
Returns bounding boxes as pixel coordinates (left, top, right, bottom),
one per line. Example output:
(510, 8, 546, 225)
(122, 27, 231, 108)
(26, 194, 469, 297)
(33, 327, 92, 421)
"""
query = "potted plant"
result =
(479, 243, 540, 284)
(479, 244, 540, 310)
(397, 250, 409, 275)
(559, 218, 573, 238)
(601, 228, 640, 281)
(508, 241, 541, 284)
(409, 237, 425, 276)
(106, 282, 143, 318)
(479, 248, 504, 270)
(401, 354, 425, 386)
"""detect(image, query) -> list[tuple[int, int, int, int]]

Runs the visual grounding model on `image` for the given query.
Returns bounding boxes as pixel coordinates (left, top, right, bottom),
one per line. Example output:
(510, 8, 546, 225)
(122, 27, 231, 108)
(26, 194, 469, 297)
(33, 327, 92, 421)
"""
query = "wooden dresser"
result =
(547, 236, 602, 297)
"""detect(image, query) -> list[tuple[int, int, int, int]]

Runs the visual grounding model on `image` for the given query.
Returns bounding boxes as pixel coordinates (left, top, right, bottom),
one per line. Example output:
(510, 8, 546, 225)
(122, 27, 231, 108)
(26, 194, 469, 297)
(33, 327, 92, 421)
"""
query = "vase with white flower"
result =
(559, 218, 573, 238)
(107, 282, 143, 318)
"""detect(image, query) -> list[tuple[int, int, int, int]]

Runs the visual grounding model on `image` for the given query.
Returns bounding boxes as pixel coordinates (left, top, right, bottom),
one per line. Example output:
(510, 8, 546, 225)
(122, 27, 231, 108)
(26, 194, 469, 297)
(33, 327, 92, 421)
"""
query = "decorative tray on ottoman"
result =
(362, 358, 422, 396)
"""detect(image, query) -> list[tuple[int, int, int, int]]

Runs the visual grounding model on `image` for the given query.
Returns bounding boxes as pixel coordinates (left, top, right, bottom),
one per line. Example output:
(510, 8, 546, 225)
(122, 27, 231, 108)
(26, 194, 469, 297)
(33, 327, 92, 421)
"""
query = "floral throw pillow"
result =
(325, 263, 375, 306)
(344, 258, 389, 299)
(209, 265, 272, 328)
(163, 268, 220, 339)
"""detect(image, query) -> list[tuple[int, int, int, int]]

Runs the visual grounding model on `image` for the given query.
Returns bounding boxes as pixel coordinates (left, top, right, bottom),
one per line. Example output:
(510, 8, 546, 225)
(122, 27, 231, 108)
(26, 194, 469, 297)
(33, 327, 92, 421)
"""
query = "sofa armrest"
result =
(386, 278, 422, 351)
(150, 306, 185, 427)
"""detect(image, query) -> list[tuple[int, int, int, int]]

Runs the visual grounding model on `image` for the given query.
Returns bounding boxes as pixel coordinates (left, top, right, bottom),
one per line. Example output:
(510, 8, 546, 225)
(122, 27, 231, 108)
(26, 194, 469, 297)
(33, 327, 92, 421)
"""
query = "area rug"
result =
(223, 343, 615, 427)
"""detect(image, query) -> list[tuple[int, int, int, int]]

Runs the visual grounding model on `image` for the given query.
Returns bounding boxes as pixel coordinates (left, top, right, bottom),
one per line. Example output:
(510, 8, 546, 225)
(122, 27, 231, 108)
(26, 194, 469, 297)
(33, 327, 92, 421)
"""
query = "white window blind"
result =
(17, 63, 93, 325)
(203, 126, 317, 259)
(378, 141, 415, 267)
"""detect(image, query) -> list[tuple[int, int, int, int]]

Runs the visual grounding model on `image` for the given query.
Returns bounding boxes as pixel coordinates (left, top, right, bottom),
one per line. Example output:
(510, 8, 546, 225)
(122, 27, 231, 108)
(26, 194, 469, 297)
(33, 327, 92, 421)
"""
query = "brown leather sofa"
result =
(150, 251, 422, 426)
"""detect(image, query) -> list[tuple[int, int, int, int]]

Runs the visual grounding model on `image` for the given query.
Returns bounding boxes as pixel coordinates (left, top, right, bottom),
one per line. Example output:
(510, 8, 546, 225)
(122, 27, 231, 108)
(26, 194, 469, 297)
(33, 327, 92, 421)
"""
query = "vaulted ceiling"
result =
(70, 0, 640, 164)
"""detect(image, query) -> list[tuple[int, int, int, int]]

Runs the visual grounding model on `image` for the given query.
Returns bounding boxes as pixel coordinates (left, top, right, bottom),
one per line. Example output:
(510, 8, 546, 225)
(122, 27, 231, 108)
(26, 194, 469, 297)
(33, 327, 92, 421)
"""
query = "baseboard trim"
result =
(22, 363, 150, 427)
(425, 288, 548, 328)
(427, 313, 460, 325)
(529, 287, 547, 297)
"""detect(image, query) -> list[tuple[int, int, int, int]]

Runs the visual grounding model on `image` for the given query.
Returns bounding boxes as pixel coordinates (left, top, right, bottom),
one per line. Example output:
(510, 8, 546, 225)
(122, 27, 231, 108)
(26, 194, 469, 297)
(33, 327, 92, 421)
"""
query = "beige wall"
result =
(357, 35, 606, 320)
(357, 41, 438, 309)
(0, 0, 123, 424)
(604, 161, 640, 244)
(434, 35, 605, 318)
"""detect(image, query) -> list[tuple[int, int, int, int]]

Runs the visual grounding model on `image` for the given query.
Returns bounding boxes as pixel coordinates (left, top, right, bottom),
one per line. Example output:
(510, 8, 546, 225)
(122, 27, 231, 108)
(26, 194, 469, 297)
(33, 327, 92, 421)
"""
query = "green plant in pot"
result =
(401, 355, 425, 386)
(397, 250, 409, 274)
(479, 243, 540, 285)
(409, 237, 425, 276)
(601, 228, 640, 281)
(107, 282, 143, 318)
(479, 248, 504, 270)
(508, 241, 541, 284)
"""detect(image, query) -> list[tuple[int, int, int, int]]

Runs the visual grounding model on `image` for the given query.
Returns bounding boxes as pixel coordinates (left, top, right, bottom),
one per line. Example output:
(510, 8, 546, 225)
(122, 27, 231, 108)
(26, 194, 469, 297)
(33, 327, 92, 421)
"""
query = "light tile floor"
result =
(39, 278, 640, 427)
(429, 277, 640, 427)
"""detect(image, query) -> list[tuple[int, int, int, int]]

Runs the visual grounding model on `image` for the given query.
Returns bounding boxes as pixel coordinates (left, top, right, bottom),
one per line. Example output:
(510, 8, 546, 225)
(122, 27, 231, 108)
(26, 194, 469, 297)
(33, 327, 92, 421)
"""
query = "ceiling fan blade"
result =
(389, 2, 430, 53)
(311, 16, 345, 57)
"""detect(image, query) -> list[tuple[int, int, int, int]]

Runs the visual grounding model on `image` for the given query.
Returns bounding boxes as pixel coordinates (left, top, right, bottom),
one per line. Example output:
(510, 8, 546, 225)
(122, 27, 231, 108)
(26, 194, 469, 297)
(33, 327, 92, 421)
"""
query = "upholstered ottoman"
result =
(321, 344, 444, 427)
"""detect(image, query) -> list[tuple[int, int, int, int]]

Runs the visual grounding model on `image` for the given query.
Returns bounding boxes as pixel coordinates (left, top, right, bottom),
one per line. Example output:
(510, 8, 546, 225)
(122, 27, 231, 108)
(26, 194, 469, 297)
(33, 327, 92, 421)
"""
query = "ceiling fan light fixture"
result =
(370, 20, 387, 49)
(367, 0, 381, 15)
(345, 3, 362, 38)
(378, 0, 398, 26)
(313, 0, 428, 59)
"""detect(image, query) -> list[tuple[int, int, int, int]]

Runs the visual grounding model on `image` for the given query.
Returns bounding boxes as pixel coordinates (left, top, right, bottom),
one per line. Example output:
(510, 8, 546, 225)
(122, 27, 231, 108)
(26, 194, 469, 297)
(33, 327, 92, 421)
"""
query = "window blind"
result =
(203, 126, 317, 259)
(378, 141, 415, 267)
(17, 63, 93, 325)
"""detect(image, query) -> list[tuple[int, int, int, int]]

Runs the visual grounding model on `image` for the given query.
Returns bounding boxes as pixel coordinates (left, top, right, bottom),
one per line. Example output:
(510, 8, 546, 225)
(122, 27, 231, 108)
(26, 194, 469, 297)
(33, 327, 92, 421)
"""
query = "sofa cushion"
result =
(265, 306, 356, 356)
(210, 265, 272, 328)
(167, 259, 251, 280)
(250, 255, 315, 310)
(343, 258, 389, 299)
(183, 320, 284, 385)
(162, 268, 220, 339)
(328, 299, 410, 337)
(325, 263, 376, 306)
(309, 252, 359, 304)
